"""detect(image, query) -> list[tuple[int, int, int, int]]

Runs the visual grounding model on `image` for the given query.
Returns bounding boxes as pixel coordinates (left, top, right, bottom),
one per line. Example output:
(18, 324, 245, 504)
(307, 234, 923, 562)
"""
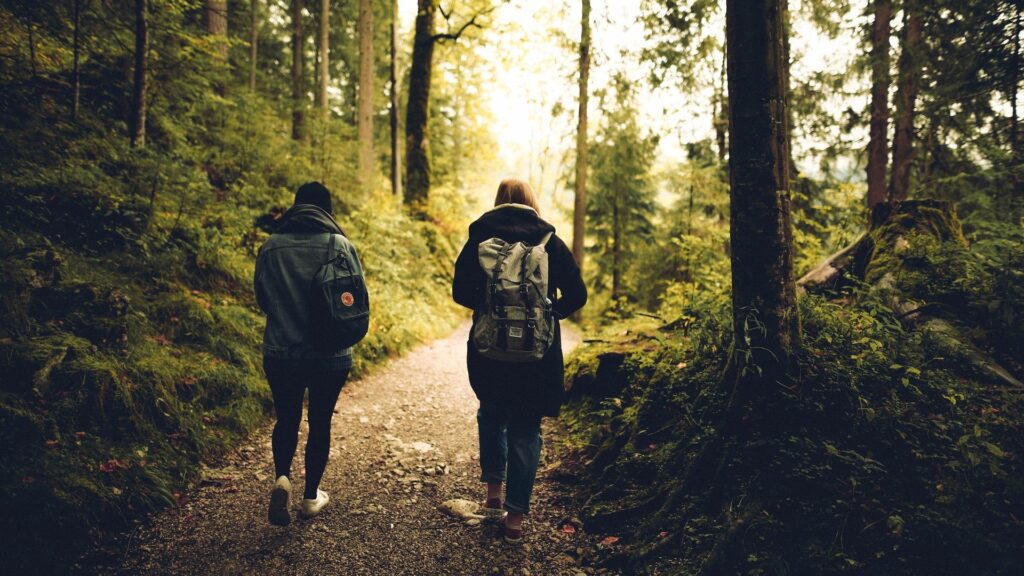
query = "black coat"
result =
(452, 204, 587, 417)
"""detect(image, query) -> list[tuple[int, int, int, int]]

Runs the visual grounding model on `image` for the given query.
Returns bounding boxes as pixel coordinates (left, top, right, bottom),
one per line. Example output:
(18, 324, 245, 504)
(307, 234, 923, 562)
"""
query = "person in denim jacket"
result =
(254, 182, 359, 525)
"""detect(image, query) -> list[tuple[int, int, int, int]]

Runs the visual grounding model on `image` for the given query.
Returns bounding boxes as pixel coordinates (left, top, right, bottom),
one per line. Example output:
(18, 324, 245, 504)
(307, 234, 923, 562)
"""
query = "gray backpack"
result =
(472, 232, 555, 362)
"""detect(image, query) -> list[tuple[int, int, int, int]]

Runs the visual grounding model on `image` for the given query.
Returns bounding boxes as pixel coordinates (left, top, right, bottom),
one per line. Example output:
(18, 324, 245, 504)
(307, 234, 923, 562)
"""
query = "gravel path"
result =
(112, 322, 604, 576)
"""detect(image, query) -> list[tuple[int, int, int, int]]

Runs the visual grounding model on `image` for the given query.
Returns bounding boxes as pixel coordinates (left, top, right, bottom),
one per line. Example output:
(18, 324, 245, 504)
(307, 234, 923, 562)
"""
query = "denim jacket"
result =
(255, 230, 359, 360)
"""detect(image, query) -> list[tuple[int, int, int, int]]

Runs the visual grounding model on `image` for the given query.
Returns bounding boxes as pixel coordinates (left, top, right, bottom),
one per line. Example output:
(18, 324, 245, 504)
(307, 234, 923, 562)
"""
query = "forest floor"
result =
(89, 322, 606, 576)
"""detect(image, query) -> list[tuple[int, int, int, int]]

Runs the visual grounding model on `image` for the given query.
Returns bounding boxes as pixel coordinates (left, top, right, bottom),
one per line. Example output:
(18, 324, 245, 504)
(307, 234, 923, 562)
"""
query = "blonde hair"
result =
(494, 178, 540, 215)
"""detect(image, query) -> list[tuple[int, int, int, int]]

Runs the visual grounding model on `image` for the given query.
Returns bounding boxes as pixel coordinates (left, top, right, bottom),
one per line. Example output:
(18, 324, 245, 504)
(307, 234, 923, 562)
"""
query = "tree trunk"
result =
(1013, 5, 1020, 158)
(714, 46, 727, 163)
(318, 0, 330, 114)
(781, 0, 796, 180)
(725, 0, 799, 385)
(207, 0, 228, 60)
(572, 0, 591, 274)
(611, 195, 621, 299)
(1012, 4, 1021, 223)
(291, 0, 306, 141)
(358, 0, 375, 192)
(72, 0, 81, 120)
(131, 0, 147, 149)
(250, 0, 259, 92)
(889, 0, 922, 203)
(404, 0, 435, 208)
(390, 0, 401, 198)
(866, 0, 892, 213)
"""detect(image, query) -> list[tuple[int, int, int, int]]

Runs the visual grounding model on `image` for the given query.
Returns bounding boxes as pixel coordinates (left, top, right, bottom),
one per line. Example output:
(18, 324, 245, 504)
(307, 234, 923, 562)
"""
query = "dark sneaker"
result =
(268, 475, 292, 526)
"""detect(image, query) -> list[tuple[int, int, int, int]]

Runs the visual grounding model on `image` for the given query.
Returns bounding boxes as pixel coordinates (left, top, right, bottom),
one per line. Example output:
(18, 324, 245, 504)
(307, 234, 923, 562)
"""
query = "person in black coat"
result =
(452, 178, 587, 543)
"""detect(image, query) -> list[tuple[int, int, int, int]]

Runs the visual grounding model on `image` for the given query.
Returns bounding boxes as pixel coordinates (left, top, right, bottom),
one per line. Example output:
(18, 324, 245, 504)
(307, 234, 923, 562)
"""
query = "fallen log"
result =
(799, 200, 1021, 388)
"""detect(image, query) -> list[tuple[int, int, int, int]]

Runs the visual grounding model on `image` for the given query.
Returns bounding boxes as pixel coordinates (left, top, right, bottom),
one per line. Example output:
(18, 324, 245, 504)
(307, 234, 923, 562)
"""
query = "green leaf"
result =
(984, 442, 1006, 458)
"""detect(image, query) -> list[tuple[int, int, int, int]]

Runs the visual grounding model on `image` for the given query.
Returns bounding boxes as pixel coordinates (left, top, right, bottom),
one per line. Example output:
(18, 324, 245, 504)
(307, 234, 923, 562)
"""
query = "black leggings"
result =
(263, 357, 350, 499)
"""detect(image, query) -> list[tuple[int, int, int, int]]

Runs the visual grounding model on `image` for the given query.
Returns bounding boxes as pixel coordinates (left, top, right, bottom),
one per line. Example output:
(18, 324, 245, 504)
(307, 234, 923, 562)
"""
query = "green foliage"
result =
(586, 76, 658, 305)
(563, 283, 1024, 574)
(0, 2, 465, 571)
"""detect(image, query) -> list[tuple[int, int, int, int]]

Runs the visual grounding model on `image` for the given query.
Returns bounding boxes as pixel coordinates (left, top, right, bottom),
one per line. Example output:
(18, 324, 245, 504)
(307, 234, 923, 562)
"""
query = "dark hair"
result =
(294, 181, 333, 214)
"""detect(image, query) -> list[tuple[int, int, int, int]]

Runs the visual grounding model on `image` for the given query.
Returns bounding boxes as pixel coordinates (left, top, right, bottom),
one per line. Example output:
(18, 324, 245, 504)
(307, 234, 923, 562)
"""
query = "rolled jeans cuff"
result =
(504, 499, 529, 515)
(480, 470, 506, 483)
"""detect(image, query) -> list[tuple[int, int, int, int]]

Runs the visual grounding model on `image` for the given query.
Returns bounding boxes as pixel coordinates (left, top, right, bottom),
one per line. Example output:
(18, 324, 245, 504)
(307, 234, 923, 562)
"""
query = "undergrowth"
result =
(562, 223, 1024, 575)
(0, 71, 463, 573)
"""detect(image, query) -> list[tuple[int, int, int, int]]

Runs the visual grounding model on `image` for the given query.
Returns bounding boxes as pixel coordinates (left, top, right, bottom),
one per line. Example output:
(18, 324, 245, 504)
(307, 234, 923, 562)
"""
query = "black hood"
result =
(274, 203, 346, 236)
(467, 204, 555, 245)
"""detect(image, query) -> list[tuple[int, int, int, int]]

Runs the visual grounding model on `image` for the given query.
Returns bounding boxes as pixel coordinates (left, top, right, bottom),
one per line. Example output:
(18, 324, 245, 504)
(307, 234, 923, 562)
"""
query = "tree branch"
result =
(429, 5, 496, 44)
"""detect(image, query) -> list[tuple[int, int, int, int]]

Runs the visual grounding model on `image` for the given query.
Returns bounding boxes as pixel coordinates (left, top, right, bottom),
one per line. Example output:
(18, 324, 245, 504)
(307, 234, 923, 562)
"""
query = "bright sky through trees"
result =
(398, 0, 865, 217)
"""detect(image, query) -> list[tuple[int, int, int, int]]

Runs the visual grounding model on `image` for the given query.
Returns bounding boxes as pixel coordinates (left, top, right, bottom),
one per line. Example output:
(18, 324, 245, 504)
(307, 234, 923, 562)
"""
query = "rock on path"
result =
(111, 322, 603, 576)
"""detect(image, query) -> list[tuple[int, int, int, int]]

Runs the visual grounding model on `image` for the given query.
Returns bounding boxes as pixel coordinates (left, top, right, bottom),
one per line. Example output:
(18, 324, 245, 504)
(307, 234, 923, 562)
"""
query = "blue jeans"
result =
(477, 403, 543, 514)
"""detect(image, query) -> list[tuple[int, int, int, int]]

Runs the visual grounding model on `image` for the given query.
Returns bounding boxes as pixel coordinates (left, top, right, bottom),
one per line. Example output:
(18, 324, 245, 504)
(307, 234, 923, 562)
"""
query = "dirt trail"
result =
(111, 322, 604, 576)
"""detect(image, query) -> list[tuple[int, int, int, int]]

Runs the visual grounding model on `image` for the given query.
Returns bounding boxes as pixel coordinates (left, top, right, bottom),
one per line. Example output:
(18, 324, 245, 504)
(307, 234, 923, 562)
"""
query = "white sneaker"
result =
(268, 475, 292, 526)
(299, 489, 330, 519)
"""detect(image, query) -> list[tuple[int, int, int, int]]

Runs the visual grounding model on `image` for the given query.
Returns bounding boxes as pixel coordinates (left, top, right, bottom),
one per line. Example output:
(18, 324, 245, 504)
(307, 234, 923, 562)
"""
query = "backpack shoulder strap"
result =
(325, 233, 341, 263)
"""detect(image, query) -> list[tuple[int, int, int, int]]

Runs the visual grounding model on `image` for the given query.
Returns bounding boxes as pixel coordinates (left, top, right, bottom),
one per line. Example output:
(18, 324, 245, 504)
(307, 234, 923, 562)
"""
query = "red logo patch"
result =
(340, 292, 355, 307)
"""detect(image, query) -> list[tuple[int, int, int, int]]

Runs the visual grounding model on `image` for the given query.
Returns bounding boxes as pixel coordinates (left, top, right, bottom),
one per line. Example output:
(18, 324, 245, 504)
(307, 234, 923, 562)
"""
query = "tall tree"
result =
(1013, 2, 1021, 222)
(404, 0, 490, 208)
(571, 0, 591, 275)
(714, 47, 727, 162)
(889, 0, 922, 203)
(404, 0, 437, 207)
(866, 0, 892, 213)
(318, 0, 329, 114)
(390, 0, 401, 198)
(250, 0, 259, 92)
(587, 78, 657, 301)
(291, 0, 306, 141)
(725, 0, 799, 386)
(131, 0, 148, 149)
(72, 0, 81, 120)
(358, 0, 375, 190)
(207, 0, 228, 60)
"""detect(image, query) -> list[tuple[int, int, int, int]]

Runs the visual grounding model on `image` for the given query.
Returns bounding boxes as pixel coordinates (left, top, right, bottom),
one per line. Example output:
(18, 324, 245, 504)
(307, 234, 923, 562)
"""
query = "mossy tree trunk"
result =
(889, 0, 922, 202)
(631, 5, 800, 567)
(726, 0, 799, 388)
(867, 0, 892, 213)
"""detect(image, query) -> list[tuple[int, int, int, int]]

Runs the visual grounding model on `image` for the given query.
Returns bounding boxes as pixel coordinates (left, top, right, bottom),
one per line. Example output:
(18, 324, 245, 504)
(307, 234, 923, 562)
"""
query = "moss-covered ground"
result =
(0, 91, 465, 572)
(560, 209, 1024, 575)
